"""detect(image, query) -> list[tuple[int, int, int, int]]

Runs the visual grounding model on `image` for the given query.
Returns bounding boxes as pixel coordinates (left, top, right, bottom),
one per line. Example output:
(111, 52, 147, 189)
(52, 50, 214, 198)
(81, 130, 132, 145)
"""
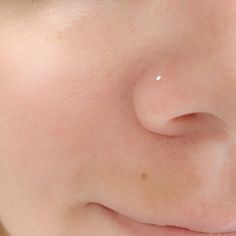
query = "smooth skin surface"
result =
(1, 1, 236, 235)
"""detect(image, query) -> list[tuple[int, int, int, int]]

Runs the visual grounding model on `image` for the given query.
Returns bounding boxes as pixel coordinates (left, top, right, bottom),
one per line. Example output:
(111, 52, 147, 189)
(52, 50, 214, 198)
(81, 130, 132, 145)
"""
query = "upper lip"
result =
(114, 211, 235, 236)
(93, 203, 236, 235)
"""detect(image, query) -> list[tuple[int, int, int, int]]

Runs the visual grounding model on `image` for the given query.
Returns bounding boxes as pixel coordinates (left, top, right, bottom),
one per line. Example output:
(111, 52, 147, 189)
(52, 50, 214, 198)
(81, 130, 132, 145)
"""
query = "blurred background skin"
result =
(1, 1, 236, 236)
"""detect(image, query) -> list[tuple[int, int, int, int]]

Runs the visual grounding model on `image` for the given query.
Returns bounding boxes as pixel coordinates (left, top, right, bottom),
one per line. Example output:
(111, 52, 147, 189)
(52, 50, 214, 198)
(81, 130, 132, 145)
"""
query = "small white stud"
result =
(155, 75, 162, 81)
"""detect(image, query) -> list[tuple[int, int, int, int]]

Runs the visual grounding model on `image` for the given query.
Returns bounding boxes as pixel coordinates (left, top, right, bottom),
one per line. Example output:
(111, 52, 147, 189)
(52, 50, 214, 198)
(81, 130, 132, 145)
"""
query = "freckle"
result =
(141, 172, 148, 181)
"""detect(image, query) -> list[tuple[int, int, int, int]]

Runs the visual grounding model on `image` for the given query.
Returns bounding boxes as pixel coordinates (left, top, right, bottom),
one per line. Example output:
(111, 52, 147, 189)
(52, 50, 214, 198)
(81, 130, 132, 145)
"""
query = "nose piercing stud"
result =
(155, 75, 162, 81)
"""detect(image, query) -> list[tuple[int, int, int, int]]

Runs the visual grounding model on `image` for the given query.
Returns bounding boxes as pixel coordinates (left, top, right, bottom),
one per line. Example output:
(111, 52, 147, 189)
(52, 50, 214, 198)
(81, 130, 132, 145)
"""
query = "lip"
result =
(93, 203, 236, 236)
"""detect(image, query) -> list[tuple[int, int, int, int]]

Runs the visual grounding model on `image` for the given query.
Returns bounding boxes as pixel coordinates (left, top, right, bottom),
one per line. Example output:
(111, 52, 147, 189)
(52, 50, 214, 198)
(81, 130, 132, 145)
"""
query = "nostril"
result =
(166, 112, 228, 137)
(171, 112, 200, 122)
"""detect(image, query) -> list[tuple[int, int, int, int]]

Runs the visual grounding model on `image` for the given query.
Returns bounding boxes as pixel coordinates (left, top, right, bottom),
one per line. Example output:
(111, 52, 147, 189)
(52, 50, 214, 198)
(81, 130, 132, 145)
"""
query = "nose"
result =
(133, 26, 236, 139)
(133, 62, 236, 139)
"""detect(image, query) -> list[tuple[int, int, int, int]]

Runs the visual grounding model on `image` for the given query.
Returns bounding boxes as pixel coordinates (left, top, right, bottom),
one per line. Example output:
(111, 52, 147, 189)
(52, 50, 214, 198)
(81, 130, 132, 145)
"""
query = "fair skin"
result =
(1, 1, 236, 236)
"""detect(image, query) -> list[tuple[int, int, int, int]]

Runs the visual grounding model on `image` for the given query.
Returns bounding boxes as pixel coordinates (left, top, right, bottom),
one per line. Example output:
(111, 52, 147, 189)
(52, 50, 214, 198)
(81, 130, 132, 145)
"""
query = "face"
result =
(1, 1, 236, 236)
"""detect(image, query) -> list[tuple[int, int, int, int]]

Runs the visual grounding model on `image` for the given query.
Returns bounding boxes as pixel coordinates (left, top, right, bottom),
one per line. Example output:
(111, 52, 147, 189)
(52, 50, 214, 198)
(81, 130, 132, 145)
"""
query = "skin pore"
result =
(1, 1, 236, 236)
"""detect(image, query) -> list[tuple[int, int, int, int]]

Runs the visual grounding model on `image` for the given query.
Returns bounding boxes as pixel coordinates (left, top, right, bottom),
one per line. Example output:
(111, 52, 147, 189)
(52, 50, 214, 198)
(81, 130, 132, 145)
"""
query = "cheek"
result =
(0, 31, 111, 210)
(0, 27, 107, 151)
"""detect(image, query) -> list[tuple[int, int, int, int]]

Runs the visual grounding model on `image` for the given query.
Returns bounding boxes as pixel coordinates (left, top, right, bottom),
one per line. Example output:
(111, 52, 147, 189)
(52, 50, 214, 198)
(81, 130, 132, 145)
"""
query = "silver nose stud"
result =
(155, 75, 162, 81)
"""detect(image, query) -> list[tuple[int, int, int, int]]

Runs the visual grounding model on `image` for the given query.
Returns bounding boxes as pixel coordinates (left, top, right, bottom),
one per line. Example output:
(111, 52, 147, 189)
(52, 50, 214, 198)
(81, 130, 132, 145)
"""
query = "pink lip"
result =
(94, 203, 236, 236)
